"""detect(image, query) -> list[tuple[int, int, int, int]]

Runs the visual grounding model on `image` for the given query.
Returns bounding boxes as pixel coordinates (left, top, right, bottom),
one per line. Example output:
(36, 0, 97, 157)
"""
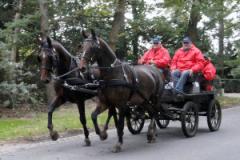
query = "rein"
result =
(85, 64, 123, 69)
(53, 57, 125, 80)
(45, 47, 85, 80)
(52, 67, 80, 80)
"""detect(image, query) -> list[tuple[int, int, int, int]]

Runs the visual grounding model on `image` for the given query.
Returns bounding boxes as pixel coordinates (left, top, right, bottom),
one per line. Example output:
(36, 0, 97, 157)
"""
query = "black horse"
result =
(79, 30, 164, 152)
(38, 37, 114, 145)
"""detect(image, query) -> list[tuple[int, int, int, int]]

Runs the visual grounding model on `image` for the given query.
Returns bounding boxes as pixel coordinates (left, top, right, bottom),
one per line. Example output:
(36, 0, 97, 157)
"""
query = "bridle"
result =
(81, 38, 100, 64)
(39, 47, 58, 72)
(40, 46, 86, 80)
(81, 37, 130, 82)
(81, 38, 121, 69)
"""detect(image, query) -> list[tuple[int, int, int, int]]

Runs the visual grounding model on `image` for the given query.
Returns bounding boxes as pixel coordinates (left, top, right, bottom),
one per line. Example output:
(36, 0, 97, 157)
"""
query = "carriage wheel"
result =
(156, 119, 170, 129)
(207, 99, 222, 131)
(126, 106, 145, 135)
(181, 101, 199, 137)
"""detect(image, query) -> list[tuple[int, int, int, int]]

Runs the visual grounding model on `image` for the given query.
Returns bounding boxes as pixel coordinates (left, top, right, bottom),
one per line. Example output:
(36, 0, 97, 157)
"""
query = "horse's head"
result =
(38, 37, 57, 83)
(79, 29, 101, 72)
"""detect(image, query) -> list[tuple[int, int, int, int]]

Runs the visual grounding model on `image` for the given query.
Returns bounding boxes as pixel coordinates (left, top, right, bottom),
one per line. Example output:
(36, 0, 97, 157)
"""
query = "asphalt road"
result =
(1, 106, 240, 160)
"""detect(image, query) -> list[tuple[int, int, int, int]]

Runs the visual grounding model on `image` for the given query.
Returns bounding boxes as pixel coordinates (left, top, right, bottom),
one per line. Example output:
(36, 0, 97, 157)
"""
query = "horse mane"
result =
(98, 38, 117, 58)
(51, 40, 75, 59)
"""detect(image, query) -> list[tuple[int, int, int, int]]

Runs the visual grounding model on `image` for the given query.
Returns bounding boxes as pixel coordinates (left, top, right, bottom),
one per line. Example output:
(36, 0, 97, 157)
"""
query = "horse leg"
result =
(112, 107, 118, 128)
(77, 101, 91, 146)
(112, 107, 125, 153)
(91, 103, 109, 140)
(146, 106, 157, 143)
(103, 108, 114, 131)
(47, 96, 64, 141)
(105, 106, 118, 130)
(147, 118, 157, 143)
(100, 109, 112, 140)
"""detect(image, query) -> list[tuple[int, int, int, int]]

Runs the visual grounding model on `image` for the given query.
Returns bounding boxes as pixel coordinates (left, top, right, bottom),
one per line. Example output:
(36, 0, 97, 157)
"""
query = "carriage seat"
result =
(183, 73, 213, 93)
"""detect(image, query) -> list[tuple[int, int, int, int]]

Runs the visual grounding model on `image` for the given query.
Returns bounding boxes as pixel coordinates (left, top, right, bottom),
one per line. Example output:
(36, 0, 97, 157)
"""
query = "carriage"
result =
(71, 30, 222, 146)
(38, 31, 222, 152)
(126, 82, 222, 137)
(63, 69, 222, 138)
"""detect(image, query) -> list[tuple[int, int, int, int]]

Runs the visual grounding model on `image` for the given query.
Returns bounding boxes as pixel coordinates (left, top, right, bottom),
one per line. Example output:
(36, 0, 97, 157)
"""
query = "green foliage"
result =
(222, 79, 240, 92)
(231, 66, 240, 78)
(0, 42, 42, 108)
(49, 0, 114, 53)
(0, 81, 38, 108)
(1, 11, 41, 55)
(0, 0, 15, 29)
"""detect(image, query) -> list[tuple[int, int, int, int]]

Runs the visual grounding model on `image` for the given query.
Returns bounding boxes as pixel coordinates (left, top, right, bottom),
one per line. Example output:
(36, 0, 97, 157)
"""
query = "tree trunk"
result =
(38, 0, 55, 104)
(108, 0, 126, 51)
(132, 34, 139, 59)
(218, 0, 224, 78)
(131, 0, 139, 59)
(11, 0, 23, 62)
(39, 0, 49, 38)
(186, 0, 201, 43)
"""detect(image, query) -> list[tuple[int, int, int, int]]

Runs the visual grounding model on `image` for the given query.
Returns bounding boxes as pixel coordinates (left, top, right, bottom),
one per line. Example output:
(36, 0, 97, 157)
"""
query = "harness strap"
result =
(52, 67, 80, 80)
(72, 57, 86, 80)
(99, 79, 133, 88)
(124, 65, 150, 104)
(111, 58, 119, 67)
(98, 78, 152, 105)
(122, 63, 129, 83)
(128, 66, 138, 101)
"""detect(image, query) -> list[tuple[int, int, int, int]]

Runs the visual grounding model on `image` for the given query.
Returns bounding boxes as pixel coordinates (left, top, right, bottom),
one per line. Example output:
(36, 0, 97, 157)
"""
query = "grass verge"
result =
(0, 103, 109, 142)
(217, 96, 240, 108)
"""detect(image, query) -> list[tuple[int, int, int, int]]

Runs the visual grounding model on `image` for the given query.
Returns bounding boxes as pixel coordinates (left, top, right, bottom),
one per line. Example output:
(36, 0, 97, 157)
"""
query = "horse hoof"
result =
(100, 131, 108, 141)
(85, 138, 91, 146)
(147, 134, 155, 143)
(50, 131, 59, 141)
(112, 144, 122, 153)
(147, 138, 156, 143)
(147, 134, 152, 140)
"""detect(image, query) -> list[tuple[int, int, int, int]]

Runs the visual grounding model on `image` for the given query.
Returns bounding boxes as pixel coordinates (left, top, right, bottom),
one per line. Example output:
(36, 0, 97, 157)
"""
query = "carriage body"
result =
(127, 87, 222, 137)
(160, 90, 215, 112)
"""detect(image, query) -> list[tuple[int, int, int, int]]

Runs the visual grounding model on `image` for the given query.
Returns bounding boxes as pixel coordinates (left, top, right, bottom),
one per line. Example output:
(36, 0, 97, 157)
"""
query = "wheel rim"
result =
(185, 107, 197, 132)
(210, 103, 220, 128)
(160, 120, 168, 126)
(130, 118, 144, 131)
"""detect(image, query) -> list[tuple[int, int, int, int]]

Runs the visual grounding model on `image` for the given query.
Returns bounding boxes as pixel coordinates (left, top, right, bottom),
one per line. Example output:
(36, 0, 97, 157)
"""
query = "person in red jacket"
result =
(138, 36, 171, 70)
(201, 55, 216, 91)
(170, 37, 204, 93)
(202, 55, 216, 81)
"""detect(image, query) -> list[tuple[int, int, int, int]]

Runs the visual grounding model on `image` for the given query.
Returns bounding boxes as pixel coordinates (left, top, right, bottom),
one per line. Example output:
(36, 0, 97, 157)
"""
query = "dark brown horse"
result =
(79, 30, 164, 152)
(38, 37, 114, 145)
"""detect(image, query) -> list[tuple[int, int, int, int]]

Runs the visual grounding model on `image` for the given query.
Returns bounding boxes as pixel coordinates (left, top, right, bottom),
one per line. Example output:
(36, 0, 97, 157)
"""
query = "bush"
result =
(222, 79, 240, 93)
(0, 81, 38, 108)
(0, 42, 44, 108)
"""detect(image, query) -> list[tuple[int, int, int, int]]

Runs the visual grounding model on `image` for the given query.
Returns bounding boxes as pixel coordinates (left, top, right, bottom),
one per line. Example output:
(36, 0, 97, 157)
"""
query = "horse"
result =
(79, 30, 165, 152)
(38, 37, 115, 145)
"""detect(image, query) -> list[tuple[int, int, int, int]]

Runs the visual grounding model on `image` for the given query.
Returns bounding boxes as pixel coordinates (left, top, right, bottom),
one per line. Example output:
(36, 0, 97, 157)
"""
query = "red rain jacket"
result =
(202, 59, 216, 81)
(138, 46, 171, 68)
(170, 45, 204, 73)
